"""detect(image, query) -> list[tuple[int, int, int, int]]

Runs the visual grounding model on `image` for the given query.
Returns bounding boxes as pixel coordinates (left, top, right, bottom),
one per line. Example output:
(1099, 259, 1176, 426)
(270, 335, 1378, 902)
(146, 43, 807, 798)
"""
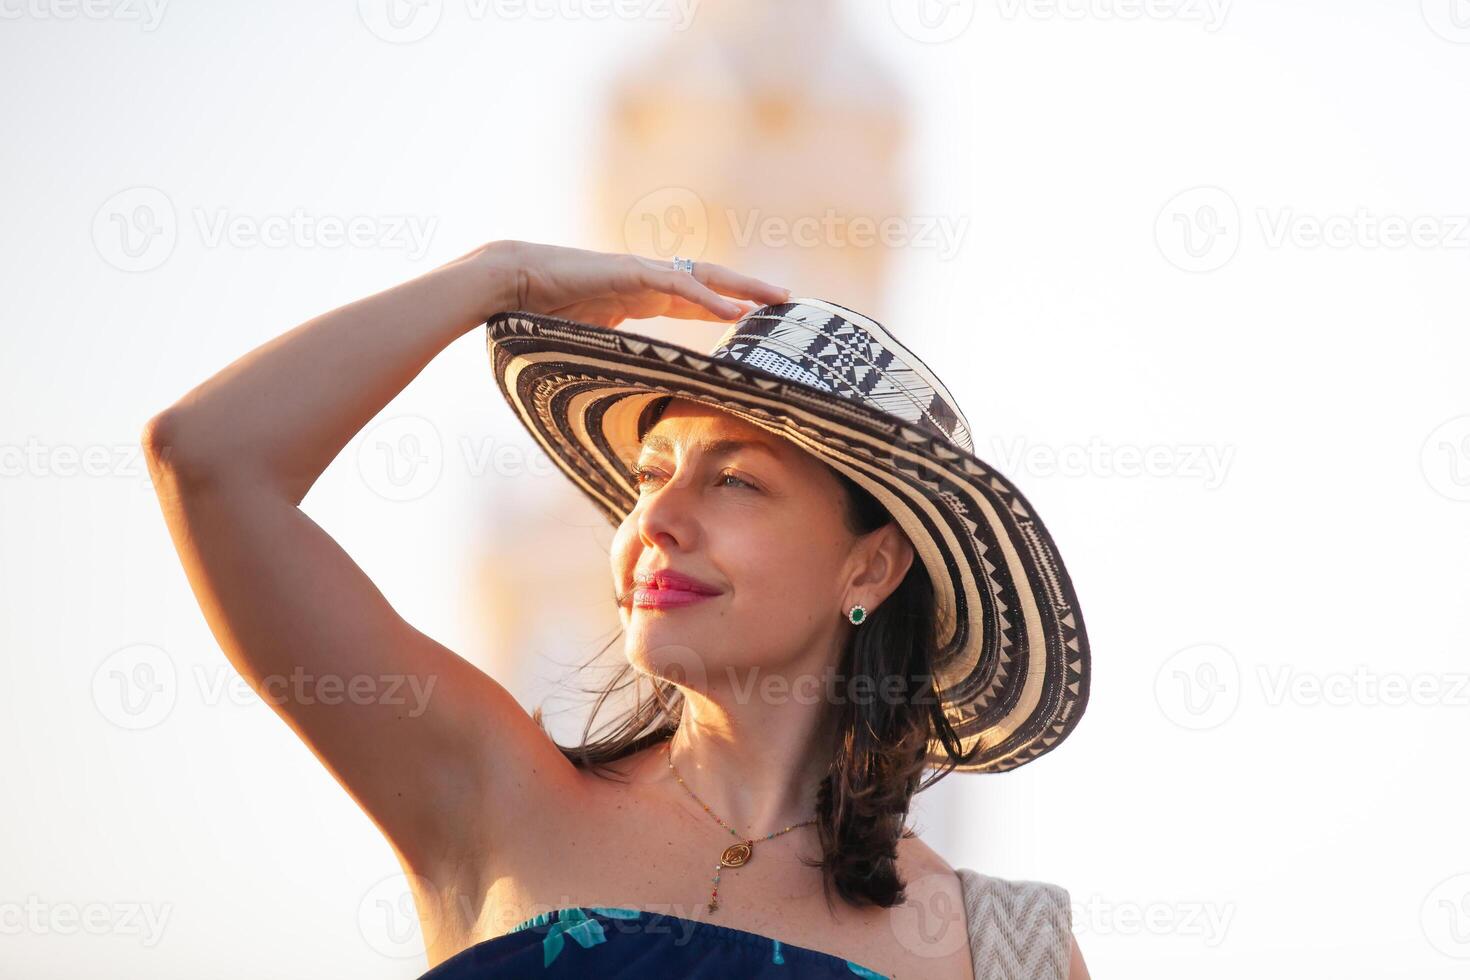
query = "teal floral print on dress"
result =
(508, 906, 642, 968)
(474, 905, 894, 978)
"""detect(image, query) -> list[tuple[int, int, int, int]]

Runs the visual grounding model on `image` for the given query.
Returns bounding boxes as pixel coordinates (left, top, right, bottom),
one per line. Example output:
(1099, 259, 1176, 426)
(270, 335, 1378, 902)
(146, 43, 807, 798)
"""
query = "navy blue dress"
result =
(416, 905, 889, 978)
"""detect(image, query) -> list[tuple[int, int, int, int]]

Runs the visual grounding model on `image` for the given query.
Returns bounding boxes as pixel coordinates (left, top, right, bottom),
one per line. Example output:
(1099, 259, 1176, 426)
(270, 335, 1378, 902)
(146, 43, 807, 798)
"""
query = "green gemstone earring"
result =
(847, 603, 867, 625)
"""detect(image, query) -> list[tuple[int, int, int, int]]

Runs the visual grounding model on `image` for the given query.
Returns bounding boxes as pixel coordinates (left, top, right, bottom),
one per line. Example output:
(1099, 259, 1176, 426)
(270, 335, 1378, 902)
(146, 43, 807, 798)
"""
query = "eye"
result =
(630, 465, 659, 490)
(718, 470, 756, 490)
(629, 465, 757, 492)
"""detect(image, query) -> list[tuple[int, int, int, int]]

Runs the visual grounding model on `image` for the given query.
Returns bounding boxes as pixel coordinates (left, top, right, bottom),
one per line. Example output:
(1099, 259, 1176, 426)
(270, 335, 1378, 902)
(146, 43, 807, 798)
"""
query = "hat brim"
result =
(485, 310, 1089, 773)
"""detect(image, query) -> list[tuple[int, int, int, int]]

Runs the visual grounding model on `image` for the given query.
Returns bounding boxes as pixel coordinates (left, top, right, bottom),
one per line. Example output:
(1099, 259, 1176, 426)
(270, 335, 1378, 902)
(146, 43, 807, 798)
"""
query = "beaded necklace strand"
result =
(664, 737, 819, 914)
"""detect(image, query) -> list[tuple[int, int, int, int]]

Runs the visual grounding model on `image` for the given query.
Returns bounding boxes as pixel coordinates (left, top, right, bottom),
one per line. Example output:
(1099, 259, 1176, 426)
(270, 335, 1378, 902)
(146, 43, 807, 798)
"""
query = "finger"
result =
(691, 262, 792, 305)
(660, 295, 759, 323)
(638, 265, 744, 319)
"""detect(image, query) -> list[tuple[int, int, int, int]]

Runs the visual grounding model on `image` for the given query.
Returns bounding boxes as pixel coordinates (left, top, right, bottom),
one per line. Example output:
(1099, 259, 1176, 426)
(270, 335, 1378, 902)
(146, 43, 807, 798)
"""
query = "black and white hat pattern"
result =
(485, 298, 1089, 773)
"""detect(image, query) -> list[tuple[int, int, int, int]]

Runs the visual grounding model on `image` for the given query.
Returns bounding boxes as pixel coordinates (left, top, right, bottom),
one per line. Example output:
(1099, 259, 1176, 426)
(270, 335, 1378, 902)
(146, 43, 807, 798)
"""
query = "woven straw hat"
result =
(485, 297, 1089, 772)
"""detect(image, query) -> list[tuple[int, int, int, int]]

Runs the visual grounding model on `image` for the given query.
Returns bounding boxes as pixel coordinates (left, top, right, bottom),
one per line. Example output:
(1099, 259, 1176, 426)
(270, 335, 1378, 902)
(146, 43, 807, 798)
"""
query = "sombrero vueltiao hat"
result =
(485, 297, 1089, 773)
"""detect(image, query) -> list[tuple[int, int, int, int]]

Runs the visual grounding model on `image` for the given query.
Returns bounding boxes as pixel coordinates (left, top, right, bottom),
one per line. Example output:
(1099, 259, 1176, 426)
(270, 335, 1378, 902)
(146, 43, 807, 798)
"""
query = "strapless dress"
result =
(416, 904, 890, 979)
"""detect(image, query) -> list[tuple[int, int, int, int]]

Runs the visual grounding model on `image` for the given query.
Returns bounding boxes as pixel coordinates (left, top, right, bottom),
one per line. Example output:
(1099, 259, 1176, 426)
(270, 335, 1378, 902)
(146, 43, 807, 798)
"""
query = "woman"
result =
(143, 240, 1091, 979)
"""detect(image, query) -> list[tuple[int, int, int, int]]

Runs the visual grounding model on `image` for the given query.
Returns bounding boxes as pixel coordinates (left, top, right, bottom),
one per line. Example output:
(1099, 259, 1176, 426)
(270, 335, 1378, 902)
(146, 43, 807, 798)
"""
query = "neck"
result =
(662, 689, 837, 840)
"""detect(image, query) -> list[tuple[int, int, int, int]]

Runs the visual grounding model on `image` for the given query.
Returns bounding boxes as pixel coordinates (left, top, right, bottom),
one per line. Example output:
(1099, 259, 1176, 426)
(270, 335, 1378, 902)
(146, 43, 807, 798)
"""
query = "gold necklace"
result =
(664, 737, 819, 914)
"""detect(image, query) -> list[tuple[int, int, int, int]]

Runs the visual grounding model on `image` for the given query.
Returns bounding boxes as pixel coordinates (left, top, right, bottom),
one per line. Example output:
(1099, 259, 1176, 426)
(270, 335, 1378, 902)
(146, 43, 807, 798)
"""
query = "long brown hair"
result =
(528, 395, 984, 911)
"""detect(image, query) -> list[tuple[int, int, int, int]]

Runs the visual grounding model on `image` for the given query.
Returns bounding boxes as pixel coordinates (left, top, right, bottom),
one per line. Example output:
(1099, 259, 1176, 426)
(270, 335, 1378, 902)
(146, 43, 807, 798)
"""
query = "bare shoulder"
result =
(897, 831, 961, 905)
(878, 832, 972, 978)
(897, 834, 963, 909)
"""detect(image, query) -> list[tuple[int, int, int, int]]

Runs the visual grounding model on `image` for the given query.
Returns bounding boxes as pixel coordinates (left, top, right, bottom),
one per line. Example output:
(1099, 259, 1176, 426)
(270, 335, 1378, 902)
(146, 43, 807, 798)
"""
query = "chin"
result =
(625, 626, 715, 694)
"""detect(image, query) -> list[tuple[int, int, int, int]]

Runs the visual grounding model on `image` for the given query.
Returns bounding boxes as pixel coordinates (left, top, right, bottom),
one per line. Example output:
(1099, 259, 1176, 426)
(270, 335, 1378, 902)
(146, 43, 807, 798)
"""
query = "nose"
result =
(634, 464, 701, 551)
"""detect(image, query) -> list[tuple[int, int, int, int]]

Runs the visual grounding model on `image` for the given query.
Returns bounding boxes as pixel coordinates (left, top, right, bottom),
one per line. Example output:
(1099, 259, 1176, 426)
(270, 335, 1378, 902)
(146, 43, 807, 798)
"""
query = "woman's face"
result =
(610, 397, 910, 692)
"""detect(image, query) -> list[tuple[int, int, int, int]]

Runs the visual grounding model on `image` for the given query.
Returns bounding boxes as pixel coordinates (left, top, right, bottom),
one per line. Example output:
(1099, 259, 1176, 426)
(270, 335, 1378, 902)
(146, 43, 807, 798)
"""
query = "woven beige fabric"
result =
(958, 869, 1072, 980)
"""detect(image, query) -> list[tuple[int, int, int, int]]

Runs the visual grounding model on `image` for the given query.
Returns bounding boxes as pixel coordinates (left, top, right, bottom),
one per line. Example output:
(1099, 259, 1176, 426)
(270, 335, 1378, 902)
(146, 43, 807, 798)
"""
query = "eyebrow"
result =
(635, 434, 782, 463)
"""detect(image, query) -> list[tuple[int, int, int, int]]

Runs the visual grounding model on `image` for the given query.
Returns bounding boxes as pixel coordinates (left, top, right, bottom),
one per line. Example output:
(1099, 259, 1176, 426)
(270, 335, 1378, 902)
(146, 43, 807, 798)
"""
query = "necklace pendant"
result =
(720, 841, 753, 868)
(707, 900, 719, 913)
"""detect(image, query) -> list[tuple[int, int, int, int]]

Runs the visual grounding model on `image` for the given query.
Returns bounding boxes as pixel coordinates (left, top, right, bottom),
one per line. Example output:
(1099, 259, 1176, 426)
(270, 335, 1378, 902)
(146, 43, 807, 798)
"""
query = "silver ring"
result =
(671, 256, 695, 275)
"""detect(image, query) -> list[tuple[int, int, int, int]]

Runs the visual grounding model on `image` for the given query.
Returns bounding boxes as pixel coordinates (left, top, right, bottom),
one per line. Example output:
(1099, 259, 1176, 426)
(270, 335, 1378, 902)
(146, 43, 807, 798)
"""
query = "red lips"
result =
(633, 568, 723, 595)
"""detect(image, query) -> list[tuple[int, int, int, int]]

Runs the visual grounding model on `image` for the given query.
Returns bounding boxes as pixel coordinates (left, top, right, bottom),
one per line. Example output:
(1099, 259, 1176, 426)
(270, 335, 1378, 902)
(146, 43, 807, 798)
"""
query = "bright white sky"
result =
(3, 1, 1469, 977)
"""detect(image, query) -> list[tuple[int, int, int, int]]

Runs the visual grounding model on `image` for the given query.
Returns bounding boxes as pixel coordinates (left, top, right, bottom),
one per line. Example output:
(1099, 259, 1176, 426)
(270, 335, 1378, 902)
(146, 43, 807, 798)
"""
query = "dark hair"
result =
(528, 395, 984, 911)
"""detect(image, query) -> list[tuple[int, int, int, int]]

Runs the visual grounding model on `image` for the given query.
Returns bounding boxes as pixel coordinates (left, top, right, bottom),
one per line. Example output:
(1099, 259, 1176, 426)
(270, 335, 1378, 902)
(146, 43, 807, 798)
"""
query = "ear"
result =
(845, 523, 916, 613)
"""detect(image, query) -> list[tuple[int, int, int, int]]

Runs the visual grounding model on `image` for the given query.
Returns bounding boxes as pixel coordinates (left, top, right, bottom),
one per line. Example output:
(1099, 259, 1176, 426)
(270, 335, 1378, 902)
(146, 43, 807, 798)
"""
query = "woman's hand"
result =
(484, 240, 791, 327)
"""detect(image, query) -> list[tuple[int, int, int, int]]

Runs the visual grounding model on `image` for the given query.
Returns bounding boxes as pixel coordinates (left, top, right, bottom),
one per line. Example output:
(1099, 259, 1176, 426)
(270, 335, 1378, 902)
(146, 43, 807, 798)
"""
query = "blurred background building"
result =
(473, 0, 919, 790)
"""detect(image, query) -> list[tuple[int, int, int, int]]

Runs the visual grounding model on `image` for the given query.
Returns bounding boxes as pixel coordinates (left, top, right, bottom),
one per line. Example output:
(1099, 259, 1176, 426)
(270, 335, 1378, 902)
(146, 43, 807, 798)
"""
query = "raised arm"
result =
(140, 240, 789, 881)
